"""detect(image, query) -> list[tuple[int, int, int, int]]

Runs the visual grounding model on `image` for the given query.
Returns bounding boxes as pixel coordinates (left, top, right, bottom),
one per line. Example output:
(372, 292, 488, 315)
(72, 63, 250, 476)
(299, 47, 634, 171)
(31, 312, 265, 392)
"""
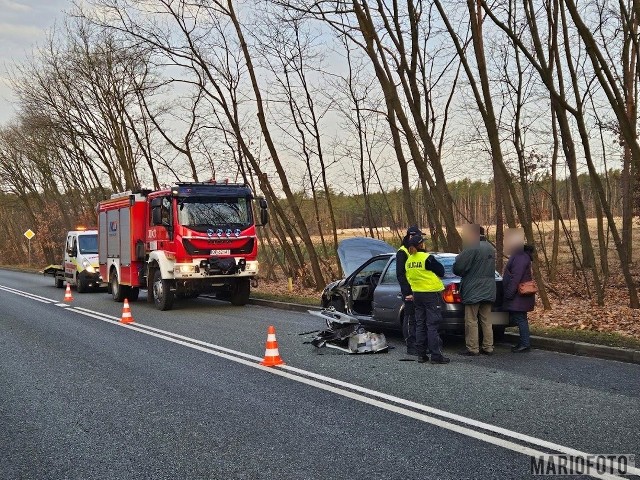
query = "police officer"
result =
(396, 225, 423, 355)
(405, 234, 450, 364)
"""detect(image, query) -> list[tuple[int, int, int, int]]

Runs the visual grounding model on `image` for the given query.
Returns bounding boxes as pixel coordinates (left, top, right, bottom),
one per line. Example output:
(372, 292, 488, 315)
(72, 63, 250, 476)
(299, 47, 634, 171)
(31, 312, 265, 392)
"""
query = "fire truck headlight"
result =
(245, 261, 259, 274)
(174, 265, 196, 274)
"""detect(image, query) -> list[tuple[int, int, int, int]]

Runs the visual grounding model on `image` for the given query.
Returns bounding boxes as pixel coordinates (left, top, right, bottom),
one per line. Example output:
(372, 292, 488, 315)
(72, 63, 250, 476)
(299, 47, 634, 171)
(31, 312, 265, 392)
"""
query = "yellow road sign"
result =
(24, 229, 35, 240)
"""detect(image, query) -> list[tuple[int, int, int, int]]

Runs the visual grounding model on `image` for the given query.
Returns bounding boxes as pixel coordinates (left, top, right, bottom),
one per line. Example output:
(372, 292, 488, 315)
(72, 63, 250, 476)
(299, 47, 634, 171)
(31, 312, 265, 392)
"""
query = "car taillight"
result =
(442, 283, 461, 303)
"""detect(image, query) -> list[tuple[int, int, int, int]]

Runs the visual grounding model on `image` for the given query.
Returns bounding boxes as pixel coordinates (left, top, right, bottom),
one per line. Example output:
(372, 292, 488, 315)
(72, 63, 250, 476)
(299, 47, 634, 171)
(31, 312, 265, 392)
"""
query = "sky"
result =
(0, 0, 70, 123)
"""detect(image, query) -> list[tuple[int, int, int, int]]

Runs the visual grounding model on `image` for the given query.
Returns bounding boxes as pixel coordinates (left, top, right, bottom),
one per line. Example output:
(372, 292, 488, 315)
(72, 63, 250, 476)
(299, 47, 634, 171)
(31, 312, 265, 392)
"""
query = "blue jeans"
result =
(510, 311, 530, 347)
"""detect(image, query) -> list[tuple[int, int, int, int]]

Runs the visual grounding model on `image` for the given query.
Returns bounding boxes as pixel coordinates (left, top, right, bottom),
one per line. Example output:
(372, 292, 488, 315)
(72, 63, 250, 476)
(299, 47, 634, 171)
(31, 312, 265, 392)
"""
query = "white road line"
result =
(55, 303, 69, 307)
(61, 307, 628, 480)
(0, 285, 54, 304)
(63, 310, 640, 479)
(0, 284, 58, 303)
(71, 305, 640, 477)
(1, 284, 635, 479)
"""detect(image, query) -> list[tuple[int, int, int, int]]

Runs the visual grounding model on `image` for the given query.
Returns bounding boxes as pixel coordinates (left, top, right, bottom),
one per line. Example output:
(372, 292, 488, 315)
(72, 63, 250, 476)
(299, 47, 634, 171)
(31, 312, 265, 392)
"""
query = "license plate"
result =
(210, 249, 231, 255)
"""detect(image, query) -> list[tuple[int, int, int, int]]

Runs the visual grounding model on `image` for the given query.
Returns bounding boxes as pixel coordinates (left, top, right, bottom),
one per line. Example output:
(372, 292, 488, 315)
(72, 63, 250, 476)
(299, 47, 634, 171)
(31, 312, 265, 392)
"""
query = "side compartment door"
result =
(372, 258, 402, 324)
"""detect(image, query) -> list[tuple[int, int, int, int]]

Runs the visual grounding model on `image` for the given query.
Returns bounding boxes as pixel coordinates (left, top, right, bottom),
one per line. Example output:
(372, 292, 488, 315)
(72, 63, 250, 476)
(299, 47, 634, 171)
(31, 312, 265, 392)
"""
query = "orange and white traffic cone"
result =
(120, 298, 134, 324)
(260, 325, 285, 367)
(63, 283, 74, 302)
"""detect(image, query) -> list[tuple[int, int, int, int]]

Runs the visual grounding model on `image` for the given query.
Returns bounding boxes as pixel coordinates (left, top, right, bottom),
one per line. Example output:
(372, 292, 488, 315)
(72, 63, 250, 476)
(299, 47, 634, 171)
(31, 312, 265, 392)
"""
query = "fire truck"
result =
(97, 182, 268, 310)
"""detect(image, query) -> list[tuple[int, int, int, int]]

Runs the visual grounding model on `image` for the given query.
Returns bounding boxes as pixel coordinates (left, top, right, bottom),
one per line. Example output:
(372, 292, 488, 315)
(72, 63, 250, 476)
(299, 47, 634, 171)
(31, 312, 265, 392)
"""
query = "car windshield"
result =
(78, 234, 98, 255)
(355, 257, 390, 279)
(177, 197, 251, 230)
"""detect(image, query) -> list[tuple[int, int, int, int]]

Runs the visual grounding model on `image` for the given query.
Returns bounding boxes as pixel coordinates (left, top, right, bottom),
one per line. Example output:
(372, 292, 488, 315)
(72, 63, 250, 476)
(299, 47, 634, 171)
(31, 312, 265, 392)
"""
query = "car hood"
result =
(337, 237, 395, 276)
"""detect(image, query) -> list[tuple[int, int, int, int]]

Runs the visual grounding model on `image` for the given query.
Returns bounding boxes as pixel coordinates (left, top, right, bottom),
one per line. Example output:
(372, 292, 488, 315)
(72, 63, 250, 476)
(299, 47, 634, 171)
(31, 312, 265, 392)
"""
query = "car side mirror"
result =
(258, 197, 268, 226)
(260, 208, 269, 226)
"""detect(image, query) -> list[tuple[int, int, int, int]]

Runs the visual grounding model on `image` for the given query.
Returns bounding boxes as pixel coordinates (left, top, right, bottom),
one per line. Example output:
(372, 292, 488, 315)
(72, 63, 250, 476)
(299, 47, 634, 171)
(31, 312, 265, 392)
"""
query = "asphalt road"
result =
(1, 269, 639, 480)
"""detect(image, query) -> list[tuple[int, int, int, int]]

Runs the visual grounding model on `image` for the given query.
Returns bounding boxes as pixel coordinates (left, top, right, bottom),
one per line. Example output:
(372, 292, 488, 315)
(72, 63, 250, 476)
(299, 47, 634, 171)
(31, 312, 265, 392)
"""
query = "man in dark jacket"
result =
(453, 224, 497, 356)
(396, 225, 422, 355)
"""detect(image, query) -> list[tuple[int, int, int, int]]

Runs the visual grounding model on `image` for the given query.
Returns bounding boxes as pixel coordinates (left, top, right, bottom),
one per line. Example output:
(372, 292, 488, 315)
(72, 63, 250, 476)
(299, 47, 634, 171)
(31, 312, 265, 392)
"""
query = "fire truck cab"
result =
(98, 182, 267, 311)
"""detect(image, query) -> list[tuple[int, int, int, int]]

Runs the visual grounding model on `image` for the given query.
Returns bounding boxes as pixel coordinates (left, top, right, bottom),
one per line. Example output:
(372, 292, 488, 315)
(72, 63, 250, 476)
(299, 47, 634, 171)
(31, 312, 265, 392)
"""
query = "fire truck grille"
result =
(182, 238, 255, 256)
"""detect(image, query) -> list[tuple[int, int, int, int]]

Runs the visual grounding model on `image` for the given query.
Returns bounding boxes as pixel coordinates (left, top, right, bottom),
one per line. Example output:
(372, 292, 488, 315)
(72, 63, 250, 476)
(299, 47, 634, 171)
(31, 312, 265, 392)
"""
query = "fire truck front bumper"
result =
(172, 259, 258, 279)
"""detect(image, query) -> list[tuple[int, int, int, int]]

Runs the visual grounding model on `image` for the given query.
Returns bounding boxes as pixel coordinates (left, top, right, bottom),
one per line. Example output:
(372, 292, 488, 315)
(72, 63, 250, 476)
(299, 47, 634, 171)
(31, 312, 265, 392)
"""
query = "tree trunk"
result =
(227, 0, 325, 289)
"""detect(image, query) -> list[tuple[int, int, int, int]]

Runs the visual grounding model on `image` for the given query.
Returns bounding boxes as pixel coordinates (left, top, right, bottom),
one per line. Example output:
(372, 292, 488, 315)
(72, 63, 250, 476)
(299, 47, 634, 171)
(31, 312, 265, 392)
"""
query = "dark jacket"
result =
(502, 245, 536, 312)
(396, 235, 412, 296)
(452, 240, 496, 304)
(425, 254, 445, 278)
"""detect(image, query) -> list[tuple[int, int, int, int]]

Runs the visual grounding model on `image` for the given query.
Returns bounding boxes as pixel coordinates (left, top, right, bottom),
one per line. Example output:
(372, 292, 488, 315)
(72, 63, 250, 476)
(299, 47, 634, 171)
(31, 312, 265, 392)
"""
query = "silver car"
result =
(320, 237, 509, 336)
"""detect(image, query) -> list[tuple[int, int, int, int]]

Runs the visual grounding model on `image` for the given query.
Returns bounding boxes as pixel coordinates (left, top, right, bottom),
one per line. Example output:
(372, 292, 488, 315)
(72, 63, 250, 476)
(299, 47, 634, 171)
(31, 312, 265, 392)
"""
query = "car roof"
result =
(432, 252, 456, 259)
(388, 252, 457, 259)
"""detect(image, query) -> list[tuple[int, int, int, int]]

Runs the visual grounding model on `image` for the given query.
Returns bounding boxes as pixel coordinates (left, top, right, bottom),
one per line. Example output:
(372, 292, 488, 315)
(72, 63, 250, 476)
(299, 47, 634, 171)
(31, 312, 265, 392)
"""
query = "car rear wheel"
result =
(55, 277, 64, 289)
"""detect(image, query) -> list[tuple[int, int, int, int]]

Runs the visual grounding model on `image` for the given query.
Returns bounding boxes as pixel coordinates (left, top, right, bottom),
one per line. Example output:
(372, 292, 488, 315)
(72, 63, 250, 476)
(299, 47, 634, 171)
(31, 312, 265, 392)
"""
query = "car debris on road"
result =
(305, 308, 389, 354)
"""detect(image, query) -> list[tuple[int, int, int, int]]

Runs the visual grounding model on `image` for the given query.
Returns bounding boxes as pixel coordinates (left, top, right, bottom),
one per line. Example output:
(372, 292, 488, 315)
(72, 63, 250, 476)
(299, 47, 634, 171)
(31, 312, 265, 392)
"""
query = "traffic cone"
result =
(63, 283, 73, 302)
(260, 325, 285, 367)
(120, 298, 134, 324)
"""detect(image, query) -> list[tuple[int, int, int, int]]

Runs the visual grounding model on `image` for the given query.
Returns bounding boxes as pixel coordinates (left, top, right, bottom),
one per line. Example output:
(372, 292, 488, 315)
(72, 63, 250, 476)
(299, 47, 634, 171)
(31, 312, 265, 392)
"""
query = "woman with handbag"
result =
(502, 229, 537, 353)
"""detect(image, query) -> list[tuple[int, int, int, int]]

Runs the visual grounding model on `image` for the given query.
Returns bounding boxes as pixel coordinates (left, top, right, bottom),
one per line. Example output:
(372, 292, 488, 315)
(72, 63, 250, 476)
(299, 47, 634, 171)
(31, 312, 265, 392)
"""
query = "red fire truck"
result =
(98, 182, 268, 310)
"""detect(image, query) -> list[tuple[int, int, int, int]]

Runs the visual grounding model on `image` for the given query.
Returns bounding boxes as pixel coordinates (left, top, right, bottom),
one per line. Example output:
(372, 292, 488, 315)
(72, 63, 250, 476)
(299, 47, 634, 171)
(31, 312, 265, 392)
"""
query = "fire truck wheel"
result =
(230, 278, 250, 306)
(152, 270, 174, 311)
(110, 270, 126, 302)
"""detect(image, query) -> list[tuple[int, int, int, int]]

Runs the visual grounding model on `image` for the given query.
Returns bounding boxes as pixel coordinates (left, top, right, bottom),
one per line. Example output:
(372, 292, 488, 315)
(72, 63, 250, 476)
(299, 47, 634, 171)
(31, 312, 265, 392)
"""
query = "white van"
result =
(44, 229, 105, 292)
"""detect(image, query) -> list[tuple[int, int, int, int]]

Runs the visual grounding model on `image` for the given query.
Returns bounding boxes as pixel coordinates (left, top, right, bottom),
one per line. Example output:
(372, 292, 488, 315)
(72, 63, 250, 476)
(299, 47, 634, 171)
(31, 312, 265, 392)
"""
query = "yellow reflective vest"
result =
(405, 251, 444, 293)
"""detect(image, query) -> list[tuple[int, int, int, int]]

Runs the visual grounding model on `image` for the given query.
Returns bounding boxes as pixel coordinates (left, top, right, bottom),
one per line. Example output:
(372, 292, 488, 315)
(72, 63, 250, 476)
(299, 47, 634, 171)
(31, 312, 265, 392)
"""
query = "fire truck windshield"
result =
(78, 235, 98, 255)
(177, 196, 251, 230)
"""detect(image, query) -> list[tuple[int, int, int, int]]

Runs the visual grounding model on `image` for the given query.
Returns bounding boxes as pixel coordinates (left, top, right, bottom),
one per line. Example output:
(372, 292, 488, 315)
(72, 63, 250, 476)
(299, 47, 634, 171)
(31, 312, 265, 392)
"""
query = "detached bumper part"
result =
(307, 308, 389, 354)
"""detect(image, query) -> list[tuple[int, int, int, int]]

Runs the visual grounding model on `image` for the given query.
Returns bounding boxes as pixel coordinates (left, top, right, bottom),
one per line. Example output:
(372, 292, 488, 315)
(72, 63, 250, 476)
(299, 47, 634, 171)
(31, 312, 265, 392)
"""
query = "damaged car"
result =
(321, 237, 508, 337)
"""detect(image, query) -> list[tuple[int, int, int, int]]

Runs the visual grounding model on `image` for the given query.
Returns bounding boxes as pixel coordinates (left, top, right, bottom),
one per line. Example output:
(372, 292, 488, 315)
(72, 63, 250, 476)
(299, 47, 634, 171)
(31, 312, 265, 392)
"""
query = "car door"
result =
(372, 257, 401, 324)
(346, 255, 392, 316)
(64, 234, 77, 282)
